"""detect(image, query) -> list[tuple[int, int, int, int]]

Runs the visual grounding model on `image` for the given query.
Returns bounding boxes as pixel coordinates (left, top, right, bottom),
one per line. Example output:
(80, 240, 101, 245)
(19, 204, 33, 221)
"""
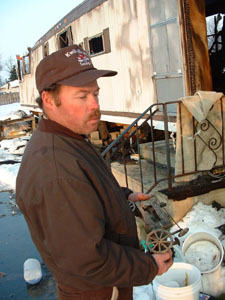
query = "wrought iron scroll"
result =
(195, 119, 222, 167)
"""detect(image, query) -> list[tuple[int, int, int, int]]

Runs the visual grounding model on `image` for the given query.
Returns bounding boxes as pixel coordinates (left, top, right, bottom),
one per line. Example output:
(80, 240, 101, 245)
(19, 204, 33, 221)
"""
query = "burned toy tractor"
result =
(128, 198, 189, 254)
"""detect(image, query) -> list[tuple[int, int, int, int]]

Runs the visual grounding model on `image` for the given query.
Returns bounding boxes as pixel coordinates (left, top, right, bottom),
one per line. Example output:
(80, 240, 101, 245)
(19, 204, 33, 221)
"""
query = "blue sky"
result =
(0, 0, 83, 79)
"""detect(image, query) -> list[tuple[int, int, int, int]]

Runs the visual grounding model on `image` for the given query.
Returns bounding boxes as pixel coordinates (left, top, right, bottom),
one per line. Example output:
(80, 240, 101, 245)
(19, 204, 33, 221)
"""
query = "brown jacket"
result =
(16, 118, 158, 291)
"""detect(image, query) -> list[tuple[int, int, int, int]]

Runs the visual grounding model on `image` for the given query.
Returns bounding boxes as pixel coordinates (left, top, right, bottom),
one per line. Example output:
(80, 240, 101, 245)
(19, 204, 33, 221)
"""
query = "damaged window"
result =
(83, 28, 111, 57)
(89, 34, 104, 56)
(58, 26, 73, 49)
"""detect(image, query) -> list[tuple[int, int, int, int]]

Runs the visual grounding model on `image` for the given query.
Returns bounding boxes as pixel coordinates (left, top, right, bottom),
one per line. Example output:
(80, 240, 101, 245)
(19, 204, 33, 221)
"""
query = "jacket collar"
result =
(38, 118, 86, 141)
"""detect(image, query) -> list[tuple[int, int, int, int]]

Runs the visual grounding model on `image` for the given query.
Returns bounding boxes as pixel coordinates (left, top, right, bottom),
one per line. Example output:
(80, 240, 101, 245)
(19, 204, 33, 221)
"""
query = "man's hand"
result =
(128, 192, 152, 202)
(152, 250, 173, 275)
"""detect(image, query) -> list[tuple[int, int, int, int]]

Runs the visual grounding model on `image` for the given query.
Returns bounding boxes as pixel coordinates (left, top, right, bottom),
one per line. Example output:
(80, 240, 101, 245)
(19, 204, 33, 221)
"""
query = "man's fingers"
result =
(152, 250, 174, 276)
(158, 249, 173, 261)
(128, 192, 152, 202)
(138, 193, 152, 201)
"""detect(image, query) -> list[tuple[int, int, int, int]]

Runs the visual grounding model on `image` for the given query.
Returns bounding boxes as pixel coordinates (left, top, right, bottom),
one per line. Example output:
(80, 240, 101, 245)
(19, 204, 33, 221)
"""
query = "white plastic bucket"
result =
(182, 232, 224, 274)
(24, 258, 42, 284)
(153, 262, 201, 300)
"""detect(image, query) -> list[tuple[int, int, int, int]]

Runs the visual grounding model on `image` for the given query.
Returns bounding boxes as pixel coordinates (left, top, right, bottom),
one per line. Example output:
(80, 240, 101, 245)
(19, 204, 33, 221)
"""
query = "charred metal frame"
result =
(101, 98, 225, 194)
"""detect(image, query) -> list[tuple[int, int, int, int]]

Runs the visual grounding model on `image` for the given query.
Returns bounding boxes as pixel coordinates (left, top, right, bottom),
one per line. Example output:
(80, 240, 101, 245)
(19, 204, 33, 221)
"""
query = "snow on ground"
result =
(171, 202, 225, 296)
(0, 163, 20, 191)
(0, 103, 225, 298)
(0, 137, 30, 191)
(171, 202, 225, 243)
(0, 103, 31, 191)
(0, 103, 23, 120)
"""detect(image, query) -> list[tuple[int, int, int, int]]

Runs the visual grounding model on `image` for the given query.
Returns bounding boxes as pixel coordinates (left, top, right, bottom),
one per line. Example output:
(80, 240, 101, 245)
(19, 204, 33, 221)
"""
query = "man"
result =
(16, 45, 173, 300)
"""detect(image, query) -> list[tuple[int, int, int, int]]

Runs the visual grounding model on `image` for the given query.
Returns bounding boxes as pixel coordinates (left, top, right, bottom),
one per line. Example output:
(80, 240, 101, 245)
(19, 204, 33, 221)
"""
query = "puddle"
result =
(0, 192, 57, 299)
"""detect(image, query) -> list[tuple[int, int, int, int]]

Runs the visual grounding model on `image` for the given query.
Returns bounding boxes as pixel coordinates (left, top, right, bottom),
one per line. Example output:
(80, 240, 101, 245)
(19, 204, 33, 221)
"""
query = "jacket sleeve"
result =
(30, 179, 157, 287)
(29, 178, 158, 288)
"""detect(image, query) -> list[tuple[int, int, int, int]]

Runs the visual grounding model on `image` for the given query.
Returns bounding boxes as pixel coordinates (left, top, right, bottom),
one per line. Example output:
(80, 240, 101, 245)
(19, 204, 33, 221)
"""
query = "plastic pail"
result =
(153, 262, 201, 300)
(182, 232, 224, 274)
(24, 258, 42, 284)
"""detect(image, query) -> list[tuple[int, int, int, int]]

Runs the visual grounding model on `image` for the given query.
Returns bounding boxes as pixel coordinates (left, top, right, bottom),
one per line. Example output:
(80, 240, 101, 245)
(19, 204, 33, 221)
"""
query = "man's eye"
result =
(79, 95, 87, 99)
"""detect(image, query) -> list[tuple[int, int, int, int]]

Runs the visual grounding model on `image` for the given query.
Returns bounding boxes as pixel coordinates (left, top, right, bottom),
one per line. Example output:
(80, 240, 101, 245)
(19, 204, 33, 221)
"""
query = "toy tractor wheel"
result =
(127, 200, 136, 212)
(146, 229, 174, 253)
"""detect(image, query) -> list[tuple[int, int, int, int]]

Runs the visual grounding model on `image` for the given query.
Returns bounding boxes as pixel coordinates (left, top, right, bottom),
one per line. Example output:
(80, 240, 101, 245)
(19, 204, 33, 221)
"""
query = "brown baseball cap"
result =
(35, 44, 117, 93)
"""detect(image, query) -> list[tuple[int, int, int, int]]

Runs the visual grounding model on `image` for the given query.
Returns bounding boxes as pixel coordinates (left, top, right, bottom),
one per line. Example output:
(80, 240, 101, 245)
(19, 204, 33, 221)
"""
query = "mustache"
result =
(88, 109, 101, 120)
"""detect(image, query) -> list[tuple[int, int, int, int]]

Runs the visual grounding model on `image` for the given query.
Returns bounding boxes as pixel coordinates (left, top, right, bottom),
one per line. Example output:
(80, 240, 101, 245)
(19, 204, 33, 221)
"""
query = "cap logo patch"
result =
(77, 53, 92, 66)
(65, 48, 92, 66)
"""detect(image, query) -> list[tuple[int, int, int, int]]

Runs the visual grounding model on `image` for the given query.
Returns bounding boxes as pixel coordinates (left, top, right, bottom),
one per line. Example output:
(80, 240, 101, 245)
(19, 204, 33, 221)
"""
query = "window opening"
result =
(206, 13, 225, 94)
(83, 28, 111, 57)
(89, 35, 104, 56)
(22, 54, 30, 75)
(58, 26, 73, 49)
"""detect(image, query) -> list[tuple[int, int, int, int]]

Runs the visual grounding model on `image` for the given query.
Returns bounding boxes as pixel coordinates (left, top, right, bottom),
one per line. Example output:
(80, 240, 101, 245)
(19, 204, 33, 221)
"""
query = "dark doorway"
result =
(205, 0, 225, 93)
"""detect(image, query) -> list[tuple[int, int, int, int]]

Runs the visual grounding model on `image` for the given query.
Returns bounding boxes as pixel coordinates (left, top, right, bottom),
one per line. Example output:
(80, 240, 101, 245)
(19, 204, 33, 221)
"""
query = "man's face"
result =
(49, 80, 101, 135)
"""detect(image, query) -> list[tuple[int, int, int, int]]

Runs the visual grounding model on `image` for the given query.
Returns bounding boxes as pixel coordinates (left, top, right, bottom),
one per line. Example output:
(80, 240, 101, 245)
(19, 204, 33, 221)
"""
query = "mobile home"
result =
(17, 0, 224, 126)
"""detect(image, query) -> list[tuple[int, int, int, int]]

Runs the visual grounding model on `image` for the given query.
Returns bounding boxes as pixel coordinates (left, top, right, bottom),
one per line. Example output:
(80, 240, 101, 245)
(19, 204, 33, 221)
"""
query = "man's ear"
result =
(42, 91, 54, 109)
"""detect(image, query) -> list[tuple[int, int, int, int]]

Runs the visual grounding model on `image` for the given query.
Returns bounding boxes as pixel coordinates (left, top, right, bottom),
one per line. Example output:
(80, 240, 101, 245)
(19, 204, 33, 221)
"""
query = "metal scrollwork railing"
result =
(102, 97, 225, 195)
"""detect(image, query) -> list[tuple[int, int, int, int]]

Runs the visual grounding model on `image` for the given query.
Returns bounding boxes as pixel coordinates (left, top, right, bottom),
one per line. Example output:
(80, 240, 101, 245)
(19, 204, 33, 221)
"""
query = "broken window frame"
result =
(57, 26, 73, 49)
(83, 28, 111, 57)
